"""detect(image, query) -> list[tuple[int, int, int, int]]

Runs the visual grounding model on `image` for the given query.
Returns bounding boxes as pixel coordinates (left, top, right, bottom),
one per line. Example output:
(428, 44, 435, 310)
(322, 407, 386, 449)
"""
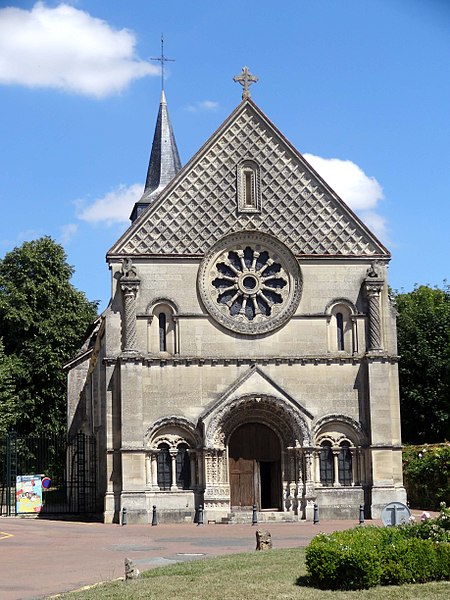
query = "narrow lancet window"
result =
(244, 170, 254, 206)
(176, 444, 191, 489)
(158, 312, 167, 352)
(336, 312, 344, 351)
(319, 441, 334, 485)
(157, 443, 171, 490)
(237, 160, 261, 213)
(338, 442, 353, 486)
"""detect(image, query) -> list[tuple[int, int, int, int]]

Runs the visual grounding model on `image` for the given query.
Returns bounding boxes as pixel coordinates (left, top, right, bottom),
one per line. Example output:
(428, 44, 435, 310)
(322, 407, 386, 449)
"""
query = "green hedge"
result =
(305, 504, 450, 590)
(403, 444, 450, 510)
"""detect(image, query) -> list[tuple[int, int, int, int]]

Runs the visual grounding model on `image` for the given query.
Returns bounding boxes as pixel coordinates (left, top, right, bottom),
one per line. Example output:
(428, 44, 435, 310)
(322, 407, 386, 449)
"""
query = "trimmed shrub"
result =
(305, 508, 450, 590)
(306, 529, 382, 590)
(381, 537, 439, 585)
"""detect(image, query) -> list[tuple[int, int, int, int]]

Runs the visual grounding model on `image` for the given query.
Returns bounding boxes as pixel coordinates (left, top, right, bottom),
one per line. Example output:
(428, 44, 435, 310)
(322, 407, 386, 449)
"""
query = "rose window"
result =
(198, 232, 302, 335)
(212, 247, 287, 321)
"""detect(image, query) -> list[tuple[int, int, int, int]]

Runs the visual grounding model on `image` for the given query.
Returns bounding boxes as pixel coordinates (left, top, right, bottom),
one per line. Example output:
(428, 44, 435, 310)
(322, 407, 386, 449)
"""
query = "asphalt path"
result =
(1, 516, 381, 599)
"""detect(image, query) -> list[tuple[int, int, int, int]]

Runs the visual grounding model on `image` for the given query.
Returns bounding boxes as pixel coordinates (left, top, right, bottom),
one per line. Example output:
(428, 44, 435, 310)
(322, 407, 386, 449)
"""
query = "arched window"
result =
(237, 160, 261, 213)
(336, 312, 344, 351)
(158, 312, 167, 352)
(148, 302, 178, 354)
(176, 443, 191, 489)
(338, 441, 352, 486)
(319, 441, 333, 485)
(157, 443, 171, 490)
(327, 302, 356, 353)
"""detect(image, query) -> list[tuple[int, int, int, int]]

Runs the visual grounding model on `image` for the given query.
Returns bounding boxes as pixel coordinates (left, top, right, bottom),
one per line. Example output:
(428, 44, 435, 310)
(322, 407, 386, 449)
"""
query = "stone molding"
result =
(103, 353, 399, 367)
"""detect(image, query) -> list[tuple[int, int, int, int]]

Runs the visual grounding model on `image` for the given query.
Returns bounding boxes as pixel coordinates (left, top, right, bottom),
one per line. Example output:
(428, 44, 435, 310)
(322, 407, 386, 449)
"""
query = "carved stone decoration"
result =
(205, 393, 311, 449)
(120, 258, 140, 353)
(233, 66, 259, 100)
(114, 105, 388, 258)
(363, 275, 384, 352)
(198, 231, 302, 335)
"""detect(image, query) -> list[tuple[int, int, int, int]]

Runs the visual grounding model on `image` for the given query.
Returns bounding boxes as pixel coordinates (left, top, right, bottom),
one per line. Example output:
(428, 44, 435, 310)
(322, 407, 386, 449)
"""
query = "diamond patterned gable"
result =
(109, 100, 389, 258)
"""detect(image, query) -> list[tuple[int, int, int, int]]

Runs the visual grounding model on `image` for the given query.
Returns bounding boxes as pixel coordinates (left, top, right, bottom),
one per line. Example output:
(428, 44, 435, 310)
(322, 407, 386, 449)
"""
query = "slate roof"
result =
(130, 90, 182, 221)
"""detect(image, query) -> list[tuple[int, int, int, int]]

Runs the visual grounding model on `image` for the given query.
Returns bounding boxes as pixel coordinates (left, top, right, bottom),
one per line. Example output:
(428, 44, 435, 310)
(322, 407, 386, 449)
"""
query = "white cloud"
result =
(59, 223, 78, 244)
(76, 183, 142, 225)
(303, 153, 388, 242)
(303, 154, 384, 211)
(0, 2, 157, 98)
(185, 100, 220, 112)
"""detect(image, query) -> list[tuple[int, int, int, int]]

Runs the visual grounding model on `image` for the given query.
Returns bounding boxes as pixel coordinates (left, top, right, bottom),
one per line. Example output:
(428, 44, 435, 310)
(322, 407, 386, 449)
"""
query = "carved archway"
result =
(203, 394, 311, 512)
(205, 393, 311, 450)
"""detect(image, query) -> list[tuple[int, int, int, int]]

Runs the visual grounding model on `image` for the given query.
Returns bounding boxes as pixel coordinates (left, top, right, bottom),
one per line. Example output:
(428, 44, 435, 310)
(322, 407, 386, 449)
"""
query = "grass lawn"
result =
(58, 547, 450, 600)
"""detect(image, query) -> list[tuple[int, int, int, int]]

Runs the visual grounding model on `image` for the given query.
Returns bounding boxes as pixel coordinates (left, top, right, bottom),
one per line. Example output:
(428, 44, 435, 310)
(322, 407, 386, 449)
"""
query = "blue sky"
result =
(1, 0, 449, 311)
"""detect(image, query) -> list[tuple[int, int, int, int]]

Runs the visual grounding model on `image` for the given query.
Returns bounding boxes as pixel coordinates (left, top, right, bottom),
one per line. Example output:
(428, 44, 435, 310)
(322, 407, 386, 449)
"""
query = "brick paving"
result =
(1, 515, 382, 599)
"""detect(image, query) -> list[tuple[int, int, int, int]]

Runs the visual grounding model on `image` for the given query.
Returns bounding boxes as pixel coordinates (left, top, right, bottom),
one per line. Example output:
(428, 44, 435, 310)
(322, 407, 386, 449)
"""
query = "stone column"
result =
(313, 449, 321, 485)
(151, 453, 158, 489)
(364, 276, 384, 352)
(188, 451, 196, 488)
(196, 451, 204, 488)
(170, 449, 178, 491)
(120, 258, 140, 353)
(145, 454, 151, 487)
(351, 316, 358, 354)
(332, 449, 340, 486)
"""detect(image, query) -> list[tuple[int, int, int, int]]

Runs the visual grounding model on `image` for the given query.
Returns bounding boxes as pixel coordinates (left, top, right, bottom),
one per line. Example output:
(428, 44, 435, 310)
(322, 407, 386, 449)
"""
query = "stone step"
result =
(219, 511, 299, 524)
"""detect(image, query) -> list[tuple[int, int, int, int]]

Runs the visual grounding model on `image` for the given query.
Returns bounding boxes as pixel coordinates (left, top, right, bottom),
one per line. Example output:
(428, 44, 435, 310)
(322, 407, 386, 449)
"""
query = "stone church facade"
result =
(67, 73, 406, 523)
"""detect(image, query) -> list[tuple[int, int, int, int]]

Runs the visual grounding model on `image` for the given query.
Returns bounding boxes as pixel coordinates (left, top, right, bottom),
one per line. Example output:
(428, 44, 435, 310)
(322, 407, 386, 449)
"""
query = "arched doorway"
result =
(229, 423, 281, 510)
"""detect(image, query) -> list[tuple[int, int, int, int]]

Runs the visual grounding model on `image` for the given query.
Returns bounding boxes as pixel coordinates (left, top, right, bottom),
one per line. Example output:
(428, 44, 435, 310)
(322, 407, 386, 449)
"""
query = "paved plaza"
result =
(0, 515, 380, 599)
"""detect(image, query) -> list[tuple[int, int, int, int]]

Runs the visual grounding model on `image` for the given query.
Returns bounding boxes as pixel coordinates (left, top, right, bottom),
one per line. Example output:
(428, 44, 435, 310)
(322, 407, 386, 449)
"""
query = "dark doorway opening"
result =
(229, 423, 281, 510)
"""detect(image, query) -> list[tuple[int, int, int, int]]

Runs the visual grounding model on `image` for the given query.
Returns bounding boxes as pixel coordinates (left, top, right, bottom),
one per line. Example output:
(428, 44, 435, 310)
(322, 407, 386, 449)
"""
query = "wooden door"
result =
(229, 423, 280, 509)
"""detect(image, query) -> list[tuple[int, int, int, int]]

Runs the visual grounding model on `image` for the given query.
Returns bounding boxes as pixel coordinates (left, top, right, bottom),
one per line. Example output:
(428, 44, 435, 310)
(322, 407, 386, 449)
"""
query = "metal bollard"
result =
(152, 505, 157, 526)
(197, 504, 204, 526)
(313, 503, 319, 524)
(252, 504, 258, 525)
(122, 507, 127, 526)
(359, 504, 365, 525)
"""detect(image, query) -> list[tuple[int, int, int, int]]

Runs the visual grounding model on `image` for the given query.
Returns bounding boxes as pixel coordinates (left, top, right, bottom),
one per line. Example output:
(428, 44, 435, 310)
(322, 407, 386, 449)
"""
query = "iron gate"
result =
(0, 432, 99, 516)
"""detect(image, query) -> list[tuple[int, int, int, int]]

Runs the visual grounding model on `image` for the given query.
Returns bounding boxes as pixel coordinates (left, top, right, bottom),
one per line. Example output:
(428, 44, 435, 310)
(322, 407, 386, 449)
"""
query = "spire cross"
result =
(151, 34, 175, 91)
(233, 66, 259, 100)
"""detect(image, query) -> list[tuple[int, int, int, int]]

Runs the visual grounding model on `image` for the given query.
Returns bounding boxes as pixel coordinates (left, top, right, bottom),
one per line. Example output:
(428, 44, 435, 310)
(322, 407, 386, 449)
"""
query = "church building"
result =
(67, 68, 406, 523)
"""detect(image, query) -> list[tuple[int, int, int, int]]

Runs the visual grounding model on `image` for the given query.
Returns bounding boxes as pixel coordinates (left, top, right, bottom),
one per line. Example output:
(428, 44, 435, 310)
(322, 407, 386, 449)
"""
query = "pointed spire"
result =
(130, 89, 182, 222)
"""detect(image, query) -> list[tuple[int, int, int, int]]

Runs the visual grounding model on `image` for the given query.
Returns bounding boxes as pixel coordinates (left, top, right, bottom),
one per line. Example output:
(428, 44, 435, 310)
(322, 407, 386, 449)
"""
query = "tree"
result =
(0, 237, 98, 435)
(0, 338, 17, 437)
(395, 284, 450, 443)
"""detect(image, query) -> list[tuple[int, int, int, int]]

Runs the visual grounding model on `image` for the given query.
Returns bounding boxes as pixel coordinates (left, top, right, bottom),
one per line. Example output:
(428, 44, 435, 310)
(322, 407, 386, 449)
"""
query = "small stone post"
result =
(359, 504, 365, 525)
(313, 503, 319, 524)
(197, 504, 204, 526)
(252, 504, 258, 526)
(124, 558, 140, 580)
(255, 530, 272, 550)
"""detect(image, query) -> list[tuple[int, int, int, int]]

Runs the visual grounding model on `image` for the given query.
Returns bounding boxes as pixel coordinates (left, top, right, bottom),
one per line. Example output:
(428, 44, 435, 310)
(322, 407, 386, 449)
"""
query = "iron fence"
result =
(0, 432, 99, 516)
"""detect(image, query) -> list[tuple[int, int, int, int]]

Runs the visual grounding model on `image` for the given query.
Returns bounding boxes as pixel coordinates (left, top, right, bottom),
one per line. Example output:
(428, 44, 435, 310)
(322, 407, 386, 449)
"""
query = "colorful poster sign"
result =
(16, 475, 43, 513)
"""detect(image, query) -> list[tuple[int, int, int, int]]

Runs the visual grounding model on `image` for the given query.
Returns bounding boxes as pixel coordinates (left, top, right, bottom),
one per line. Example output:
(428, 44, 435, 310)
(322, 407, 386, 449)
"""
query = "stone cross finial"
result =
(233, 66, 259, 100)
